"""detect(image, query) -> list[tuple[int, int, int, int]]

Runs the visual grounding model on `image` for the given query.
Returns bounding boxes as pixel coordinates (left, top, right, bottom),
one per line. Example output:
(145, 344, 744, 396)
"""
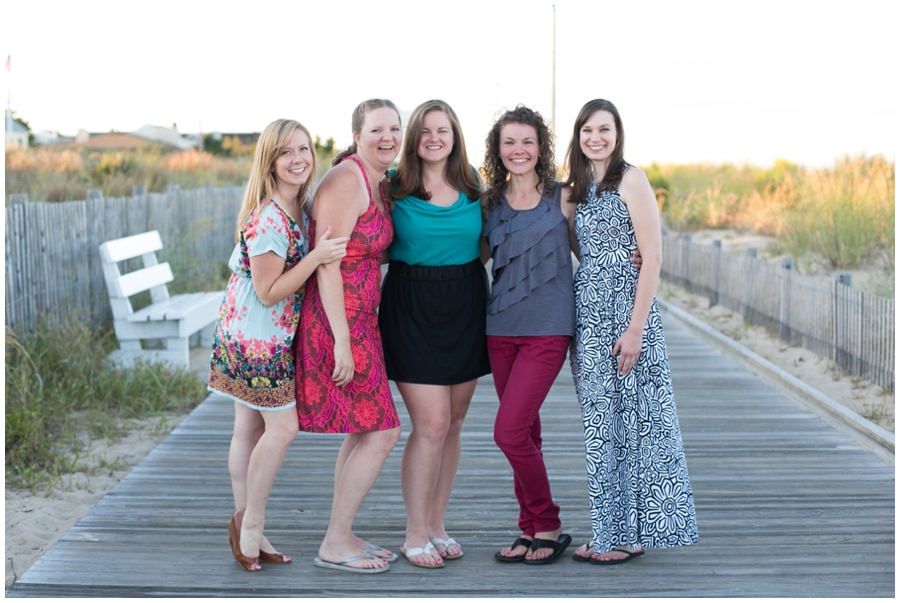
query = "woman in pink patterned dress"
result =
(297, 99, 402, 574)
(209, 119, 349, 571)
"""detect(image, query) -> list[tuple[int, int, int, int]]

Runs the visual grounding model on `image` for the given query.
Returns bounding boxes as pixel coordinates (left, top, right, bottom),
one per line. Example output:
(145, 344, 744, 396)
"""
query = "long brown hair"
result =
(392, 100, 479, 202)
(564, 99, 626, 204)
(235, 119, 316, 242)
(481, 105, 556, 210)
(332, 99, 401, 166)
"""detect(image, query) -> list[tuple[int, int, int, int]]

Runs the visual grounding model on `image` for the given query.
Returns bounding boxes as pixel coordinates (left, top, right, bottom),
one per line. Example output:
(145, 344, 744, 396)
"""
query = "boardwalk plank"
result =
(6, 313, 894, 597)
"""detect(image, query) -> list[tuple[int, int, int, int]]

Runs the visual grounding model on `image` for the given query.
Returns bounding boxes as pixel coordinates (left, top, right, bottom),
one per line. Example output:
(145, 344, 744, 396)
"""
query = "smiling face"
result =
(354, 106, 402, 170)
(499, 122, 539, 176)
(416, 110, 454, 164)
(272, 127, 314, 188)
(579, 109, 618, 167)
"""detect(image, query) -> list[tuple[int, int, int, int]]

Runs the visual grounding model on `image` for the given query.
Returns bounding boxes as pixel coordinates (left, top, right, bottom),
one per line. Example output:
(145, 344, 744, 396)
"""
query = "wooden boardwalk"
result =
(7, 312, 894, 597)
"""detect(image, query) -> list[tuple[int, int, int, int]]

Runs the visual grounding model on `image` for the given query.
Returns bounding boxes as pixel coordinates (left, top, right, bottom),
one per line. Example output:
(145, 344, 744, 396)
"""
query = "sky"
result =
(3, 0, 896, 168)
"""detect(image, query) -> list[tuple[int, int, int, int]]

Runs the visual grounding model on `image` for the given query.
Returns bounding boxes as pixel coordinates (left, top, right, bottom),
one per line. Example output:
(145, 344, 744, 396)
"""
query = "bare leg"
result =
(318, 427, 400, 570)
(228, 404, 285, 556)
(426, 379, 476, 558)
(229, 402, 264, 511)
(396, 383, 451, 566)
(238, 407, 298, 560)
(331, 434, 395, 560)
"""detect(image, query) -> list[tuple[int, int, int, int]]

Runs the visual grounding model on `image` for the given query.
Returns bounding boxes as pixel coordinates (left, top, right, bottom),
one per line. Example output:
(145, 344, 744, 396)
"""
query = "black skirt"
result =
(379, 259, 491, 385)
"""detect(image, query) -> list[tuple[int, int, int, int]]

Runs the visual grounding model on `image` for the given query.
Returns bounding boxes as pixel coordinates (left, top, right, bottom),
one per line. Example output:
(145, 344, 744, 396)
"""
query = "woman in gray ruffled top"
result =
(482, 106, 577, 565)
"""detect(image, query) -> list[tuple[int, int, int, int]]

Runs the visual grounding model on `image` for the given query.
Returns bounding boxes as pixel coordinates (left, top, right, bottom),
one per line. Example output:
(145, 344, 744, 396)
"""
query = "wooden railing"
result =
(661, 231, 894, 392)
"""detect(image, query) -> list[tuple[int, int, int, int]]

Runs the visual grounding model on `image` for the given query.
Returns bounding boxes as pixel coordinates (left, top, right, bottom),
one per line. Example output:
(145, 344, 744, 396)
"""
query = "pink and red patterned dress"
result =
(296, 156, 400, 433)
(208, 199, 308, 410)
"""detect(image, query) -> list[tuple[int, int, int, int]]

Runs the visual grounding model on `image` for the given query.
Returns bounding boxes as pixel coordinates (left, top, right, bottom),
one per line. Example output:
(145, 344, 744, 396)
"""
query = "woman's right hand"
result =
(332, 339, 355, 387)
(313, 225, 350, 265)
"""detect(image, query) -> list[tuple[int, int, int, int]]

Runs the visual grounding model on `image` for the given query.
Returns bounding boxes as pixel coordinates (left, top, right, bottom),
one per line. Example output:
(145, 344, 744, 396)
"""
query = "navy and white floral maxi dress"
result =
(570, 171, 699, 554)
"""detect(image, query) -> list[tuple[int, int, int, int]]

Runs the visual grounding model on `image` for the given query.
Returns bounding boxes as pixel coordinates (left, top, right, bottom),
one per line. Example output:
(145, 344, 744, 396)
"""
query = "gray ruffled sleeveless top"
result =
(483, 182, 575, 337)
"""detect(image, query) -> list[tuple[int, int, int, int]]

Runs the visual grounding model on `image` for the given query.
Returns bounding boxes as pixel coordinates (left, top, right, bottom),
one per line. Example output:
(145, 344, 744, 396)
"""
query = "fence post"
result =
(86, 189, 103, 201)
(8, 193, 28, 205)
(779, 258, 793, 341)
(132, 185, 147, 196)
(711, 240, 721, 306)
(742, 247, 757, 321)
(682, 232, 691, 291)
(834, 272, 852, 371)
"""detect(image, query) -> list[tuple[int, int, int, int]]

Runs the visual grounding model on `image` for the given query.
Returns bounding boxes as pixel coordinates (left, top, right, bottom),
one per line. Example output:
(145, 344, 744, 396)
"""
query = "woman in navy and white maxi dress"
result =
(565, 99, 698, 565)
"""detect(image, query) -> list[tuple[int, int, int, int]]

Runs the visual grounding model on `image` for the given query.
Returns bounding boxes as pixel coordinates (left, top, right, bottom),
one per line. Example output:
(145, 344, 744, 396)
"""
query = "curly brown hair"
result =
(481, 105, 556, 210)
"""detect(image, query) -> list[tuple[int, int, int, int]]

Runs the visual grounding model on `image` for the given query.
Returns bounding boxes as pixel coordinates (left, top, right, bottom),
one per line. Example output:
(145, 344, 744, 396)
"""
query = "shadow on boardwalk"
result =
(6, 312, 895, 597)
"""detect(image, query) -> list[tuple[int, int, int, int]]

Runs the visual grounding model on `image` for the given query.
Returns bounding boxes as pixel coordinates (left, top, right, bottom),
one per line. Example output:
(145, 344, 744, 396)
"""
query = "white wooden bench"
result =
(99, 230, 224, 369)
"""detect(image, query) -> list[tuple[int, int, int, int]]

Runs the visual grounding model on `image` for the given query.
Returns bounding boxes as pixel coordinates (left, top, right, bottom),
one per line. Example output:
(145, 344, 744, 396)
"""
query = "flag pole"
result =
(5, 55, 12, 147)
(551, 6, 557, 163)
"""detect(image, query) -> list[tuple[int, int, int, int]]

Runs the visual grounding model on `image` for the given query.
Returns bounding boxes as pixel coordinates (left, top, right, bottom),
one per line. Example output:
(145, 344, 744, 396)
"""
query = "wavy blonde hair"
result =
(234, 119, 316, 242)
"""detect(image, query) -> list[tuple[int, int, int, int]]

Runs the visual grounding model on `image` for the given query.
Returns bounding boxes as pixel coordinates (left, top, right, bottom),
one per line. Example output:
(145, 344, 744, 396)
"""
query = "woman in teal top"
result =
(379, 100, 490, 569)
(388, 192, 481, 266)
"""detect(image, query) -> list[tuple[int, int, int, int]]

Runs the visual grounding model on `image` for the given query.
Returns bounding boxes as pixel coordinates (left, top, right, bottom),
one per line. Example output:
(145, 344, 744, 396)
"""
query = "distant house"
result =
(132, 124, 195, 150)
(72, 132, 159, 149)
(33, 130, 74, 145)
(61, 124, 196, 151)
(5, 117, 29, 149)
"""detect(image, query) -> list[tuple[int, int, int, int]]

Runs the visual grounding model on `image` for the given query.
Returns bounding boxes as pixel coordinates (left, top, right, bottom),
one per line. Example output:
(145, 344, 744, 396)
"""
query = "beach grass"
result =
(5, 318, 208, 491)
(648, 155, 894, 290)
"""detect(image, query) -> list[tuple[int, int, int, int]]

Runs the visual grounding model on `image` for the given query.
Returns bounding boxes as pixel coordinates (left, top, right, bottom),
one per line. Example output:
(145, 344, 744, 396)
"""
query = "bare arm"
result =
(559, 185, 581, 260)
(311, 164, 367, 387)
(249, 225, 349, 307)
(613, 168, 663, 376)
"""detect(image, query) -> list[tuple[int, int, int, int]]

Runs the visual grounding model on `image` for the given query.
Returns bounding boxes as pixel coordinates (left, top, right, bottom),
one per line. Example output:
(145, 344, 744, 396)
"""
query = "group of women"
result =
(207, 97, 699, 574)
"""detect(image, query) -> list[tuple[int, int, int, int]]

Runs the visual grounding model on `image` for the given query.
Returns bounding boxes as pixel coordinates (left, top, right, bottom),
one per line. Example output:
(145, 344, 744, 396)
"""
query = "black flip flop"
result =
(522, 533, 572, 565)
(589, 547, 644, 565)
(494, 537, 533, 563)
(572, 542, 595, 563)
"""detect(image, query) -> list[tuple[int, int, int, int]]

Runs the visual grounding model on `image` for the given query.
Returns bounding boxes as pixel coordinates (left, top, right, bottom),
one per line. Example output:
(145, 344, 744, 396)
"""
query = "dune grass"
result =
(5, 318, 209, 491)
(648, 155, 894, 290)
(5, 146, 248, 202)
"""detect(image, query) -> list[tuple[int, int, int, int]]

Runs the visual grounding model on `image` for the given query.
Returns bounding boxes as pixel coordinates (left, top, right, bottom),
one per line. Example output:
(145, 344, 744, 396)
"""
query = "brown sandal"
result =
(259, 550, 291, 564)
(228, 509, 261, 571)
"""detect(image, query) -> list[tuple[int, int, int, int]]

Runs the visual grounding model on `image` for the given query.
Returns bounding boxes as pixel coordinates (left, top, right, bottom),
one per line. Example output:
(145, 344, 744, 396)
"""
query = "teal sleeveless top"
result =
(388, 170, 482, 266)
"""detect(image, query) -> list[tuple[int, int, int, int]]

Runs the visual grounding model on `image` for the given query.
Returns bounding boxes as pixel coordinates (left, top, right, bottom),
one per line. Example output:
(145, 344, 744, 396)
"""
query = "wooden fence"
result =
(5, 185, 244, 335)
(661, 231, 895, 392)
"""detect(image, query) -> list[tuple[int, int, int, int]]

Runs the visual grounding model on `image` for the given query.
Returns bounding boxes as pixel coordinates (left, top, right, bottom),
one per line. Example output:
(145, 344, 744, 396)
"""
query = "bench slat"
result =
(128, 292, 222, 322)
(98, 231, 164, 263)
(117, 263, 174, 298)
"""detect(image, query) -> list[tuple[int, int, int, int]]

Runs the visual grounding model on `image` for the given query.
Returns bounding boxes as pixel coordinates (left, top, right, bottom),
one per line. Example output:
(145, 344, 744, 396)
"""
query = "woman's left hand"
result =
(612, 326, 643, 376)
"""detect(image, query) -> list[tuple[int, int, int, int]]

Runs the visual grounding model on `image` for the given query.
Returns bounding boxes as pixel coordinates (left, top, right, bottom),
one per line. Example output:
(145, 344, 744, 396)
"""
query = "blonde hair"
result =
(235, 119, 317, 242)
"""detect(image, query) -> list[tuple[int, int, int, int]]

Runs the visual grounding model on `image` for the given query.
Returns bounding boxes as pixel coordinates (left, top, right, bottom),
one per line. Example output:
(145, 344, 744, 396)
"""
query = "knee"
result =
(412, 415, 450, 443)
(493, 423, 518, 453)
(267, 417, 299, 448)
(368, 427, 400, 457)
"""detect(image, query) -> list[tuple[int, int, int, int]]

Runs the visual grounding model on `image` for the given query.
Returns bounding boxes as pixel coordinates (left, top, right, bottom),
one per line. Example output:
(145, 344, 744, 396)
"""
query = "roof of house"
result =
(132, 125, 194, 150)
(64, 133, 158, 149)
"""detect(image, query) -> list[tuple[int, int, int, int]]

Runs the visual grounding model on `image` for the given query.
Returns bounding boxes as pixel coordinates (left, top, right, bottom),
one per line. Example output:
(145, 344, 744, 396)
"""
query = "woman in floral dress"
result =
(208, 118, 348, 571)
(296, 99, 403, 574)
(564, 100, 699, 565)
